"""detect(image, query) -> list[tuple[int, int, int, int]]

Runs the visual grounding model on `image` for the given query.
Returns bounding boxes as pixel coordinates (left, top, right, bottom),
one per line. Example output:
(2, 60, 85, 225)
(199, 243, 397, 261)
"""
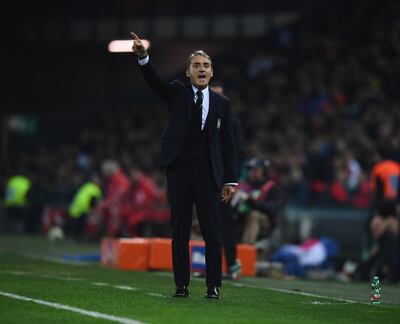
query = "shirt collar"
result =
(191, 85, 209, 98)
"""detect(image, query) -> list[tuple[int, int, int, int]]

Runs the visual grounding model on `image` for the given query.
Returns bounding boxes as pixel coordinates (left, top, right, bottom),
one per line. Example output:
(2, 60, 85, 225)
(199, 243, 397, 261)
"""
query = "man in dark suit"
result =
(131, 33, 237, 299)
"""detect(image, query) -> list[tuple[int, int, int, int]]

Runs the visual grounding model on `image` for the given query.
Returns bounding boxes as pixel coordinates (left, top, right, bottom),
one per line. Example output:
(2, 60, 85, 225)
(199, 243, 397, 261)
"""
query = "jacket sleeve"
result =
(233, 114, 246, 172)
(138, 60, 174, 112)
(221, 99, 238, 184)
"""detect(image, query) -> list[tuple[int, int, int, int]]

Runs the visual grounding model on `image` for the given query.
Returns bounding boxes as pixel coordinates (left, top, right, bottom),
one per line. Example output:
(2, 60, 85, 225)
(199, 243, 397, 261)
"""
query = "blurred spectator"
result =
(356, 150, 400, 282)
(97, 159, 130, 237)
(67, 174, 102, 240)
(3, 173, 32, 233)
(305, 139, 334, 202)
(351, 171, 372, 209)
(330, 167, 349, 205)
(344, 149, 362, 193)
(119, 167, 163, 237)
(231, 158, 284, 246)
(370, 150, 400, 219)
(270, 237, 339, 279)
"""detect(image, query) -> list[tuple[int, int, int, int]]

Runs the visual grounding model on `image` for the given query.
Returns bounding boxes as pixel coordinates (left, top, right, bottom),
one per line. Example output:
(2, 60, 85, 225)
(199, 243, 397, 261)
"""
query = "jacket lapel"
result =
(186, 83, 194, 122)
(207, 90, 216, 141)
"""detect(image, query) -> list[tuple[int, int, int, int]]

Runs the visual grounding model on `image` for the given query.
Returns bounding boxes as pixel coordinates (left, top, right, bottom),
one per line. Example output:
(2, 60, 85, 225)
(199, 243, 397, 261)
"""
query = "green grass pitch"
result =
(0, 235, 399, 323)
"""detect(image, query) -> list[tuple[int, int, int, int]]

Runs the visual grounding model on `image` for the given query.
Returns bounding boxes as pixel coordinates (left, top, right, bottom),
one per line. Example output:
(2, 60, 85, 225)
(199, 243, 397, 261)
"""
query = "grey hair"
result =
(186, 50, 212, 70)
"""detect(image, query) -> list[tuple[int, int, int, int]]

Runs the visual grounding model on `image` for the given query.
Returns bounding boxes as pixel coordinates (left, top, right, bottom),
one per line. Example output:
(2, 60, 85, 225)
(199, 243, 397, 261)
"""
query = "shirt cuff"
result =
(138, 55, 149, 65)
(224, 183, 238, 186)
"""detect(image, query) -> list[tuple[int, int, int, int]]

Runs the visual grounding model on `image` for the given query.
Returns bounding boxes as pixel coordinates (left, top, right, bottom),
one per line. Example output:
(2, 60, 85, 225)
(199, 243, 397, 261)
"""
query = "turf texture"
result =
(0, 235, 399, 324)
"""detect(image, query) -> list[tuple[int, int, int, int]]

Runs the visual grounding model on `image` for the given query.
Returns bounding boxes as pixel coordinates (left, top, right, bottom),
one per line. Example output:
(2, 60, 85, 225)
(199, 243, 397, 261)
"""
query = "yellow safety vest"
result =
(69, 182, 102, 218)
(4, 175, 31, 208)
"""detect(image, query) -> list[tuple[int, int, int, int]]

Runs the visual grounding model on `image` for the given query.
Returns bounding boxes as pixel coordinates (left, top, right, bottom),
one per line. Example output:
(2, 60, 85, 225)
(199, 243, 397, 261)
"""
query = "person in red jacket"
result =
(99, 159, 131, 237)
(121, 167, 160, 237)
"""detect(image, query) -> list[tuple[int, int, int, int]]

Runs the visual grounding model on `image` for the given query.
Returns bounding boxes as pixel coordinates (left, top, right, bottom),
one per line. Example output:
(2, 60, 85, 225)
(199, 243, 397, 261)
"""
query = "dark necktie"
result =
(195, 90, 203, 129)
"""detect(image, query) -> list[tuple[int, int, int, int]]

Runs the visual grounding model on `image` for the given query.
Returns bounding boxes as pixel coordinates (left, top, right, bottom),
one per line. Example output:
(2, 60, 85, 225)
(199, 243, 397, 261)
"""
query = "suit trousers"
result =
(167, 157, 222, 288)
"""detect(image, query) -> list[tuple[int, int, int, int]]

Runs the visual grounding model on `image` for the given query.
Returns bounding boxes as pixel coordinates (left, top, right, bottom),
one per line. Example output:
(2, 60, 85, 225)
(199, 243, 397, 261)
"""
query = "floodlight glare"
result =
(108, 39, 151, 53)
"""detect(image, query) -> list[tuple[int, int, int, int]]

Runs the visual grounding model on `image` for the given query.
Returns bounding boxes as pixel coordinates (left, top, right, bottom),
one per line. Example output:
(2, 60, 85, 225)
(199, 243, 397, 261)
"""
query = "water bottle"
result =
(370, 276, 381, 305)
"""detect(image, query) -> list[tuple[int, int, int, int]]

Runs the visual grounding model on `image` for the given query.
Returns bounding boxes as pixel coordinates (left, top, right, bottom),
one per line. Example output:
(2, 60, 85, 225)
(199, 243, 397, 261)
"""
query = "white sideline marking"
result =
(61, 276, 83, 282)
(243, 284, 358, 304)
(114, 285, 138, 291)
(155, 272, 361, 305)
(0, 291, 145, 324)
(147, 292, 166, 298)
(92, 283, 139, 292)
(92, 282, 109, 286)
(22, 252, 92, 266)
(6, 270, 83, 282)
(231, 283, 244, 287)
(2, 271, 155, 298)
(307, 300, 335, 305)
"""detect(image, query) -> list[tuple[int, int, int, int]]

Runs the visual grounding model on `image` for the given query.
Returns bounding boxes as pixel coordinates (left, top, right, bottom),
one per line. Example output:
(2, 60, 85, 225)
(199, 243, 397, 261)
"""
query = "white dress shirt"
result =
(192, 85, 209, 131)
(138, 55, 150, 65)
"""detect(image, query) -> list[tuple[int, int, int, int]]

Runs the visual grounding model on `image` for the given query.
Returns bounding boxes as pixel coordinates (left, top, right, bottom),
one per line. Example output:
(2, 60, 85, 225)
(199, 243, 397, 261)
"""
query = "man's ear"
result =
(210, 68, 214, 78)
(186, 69, 189, 77)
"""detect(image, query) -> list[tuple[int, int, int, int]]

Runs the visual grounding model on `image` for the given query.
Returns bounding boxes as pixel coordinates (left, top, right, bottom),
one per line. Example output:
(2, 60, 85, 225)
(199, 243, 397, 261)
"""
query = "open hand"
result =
(221, 185, 237, 203)
(131, 32, 147, 59)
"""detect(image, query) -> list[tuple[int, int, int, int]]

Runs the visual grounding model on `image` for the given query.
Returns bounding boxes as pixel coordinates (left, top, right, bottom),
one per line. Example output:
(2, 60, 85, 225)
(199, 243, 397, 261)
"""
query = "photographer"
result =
(230, 158, 284, 245)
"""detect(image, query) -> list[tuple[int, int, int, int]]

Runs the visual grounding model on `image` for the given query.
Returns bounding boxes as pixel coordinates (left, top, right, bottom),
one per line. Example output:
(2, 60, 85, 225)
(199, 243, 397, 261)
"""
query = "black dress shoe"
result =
(172, 286, 189, 298)
(205, 287, 220, 299)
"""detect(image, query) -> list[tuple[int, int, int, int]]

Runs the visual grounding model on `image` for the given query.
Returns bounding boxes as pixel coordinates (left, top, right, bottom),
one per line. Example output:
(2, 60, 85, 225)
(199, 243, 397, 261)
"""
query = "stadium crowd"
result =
(1, 1, 399, 281)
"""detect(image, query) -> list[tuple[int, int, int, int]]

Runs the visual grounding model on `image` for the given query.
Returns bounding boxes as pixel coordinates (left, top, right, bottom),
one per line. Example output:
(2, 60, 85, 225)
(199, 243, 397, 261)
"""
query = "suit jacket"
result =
(138, 60, 237, 189)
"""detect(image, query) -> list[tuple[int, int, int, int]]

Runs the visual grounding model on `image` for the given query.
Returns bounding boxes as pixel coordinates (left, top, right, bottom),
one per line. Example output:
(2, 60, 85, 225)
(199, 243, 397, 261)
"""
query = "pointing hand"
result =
(131, 32, 147, 59)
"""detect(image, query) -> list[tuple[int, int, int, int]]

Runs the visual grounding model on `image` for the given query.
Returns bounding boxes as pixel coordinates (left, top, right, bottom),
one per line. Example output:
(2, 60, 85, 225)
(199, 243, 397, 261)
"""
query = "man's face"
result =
(248, 167, 264, 183)
(186, 55, 213, 89)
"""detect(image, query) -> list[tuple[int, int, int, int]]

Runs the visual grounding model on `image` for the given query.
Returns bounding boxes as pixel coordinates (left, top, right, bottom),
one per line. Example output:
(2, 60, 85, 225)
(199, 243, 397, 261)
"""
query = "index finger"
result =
(130, 32, 141, 41)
